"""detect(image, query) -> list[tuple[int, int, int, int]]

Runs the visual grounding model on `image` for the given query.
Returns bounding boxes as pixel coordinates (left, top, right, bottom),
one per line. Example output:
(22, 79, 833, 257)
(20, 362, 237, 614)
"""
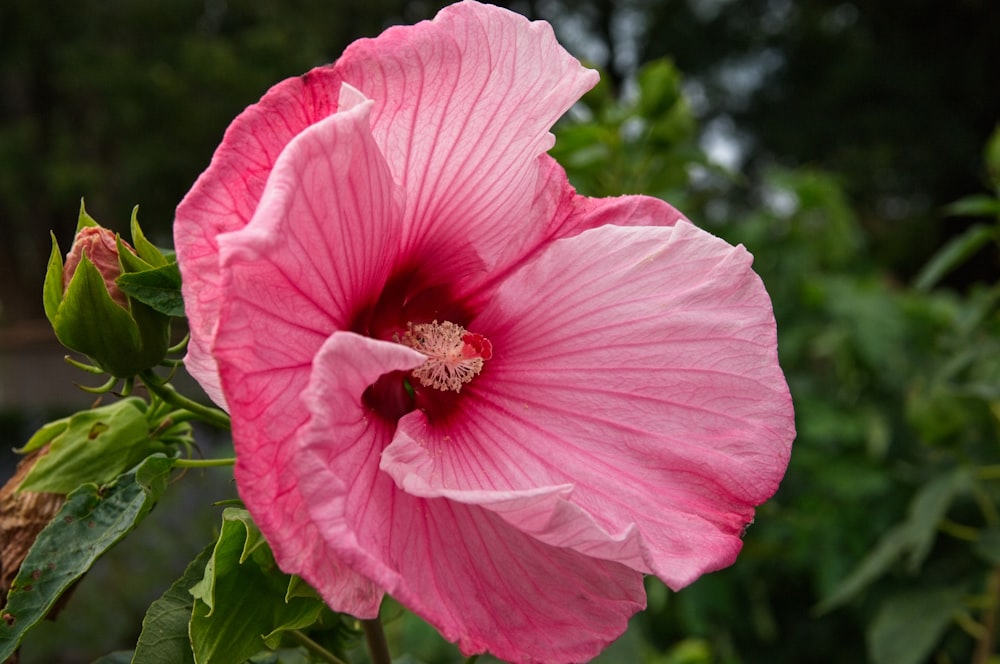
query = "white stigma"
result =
(398, 320, 493, 393)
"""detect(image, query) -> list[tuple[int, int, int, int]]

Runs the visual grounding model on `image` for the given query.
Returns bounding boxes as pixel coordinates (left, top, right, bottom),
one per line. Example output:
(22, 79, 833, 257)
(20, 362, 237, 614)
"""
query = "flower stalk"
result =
(362, 618, 392, 664)
(139, 370, 231, 431)
(173, 457, 236, 468)
(287, 630, 350, 664)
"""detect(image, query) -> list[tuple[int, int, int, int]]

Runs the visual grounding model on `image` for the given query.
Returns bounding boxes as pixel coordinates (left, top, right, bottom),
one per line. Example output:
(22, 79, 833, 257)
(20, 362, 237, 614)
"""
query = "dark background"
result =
(1, 0, 998, 327)
(2, 2, 999, 663)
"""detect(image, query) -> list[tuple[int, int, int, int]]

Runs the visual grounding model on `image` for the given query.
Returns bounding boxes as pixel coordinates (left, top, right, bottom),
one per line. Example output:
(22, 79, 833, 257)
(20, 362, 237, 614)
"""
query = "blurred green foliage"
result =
(2, 2, 999, 661)
(553, 59, 1000, 664)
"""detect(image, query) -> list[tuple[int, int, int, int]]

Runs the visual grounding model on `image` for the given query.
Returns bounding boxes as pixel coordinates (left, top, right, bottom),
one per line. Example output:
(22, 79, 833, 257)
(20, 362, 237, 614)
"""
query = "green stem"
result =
(173, 457, 235, 468)
(139, 370, 230, 430)
(464, 656, 481, 664)
(362, 618, 392, 664)
(973, 567, 1000, 664)
(288, 629, 350, 664)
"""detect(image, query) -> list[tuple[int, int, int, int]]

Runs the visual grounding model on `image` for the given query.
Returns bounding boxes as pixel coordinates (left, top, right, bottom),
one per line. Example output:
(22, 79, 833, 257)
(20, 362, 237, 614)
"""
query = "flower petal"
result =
(174, 68, 341, 405)
(212, 95, 403, 615)
(176, 2, 597, 399)
(335, 1, 598, 283)
(296, 332, 646, 663)
(472, 157, 686, 306)
(384, 221, 795, 589)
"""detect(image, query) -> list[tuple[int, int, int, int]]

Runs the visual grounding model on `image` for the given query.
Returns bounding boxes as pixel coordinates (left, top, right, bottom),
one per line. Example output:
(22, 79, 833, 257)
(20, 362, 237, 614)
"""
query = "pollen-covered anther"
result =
(398, 320, 493, 392)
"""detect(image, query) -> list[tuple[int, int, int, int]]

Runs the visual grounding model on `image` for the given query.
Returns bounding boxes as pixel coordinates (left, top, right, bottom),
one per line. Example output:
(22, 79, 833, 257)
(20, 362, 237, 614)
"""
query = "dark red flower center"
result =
(356, 268, 490, 423)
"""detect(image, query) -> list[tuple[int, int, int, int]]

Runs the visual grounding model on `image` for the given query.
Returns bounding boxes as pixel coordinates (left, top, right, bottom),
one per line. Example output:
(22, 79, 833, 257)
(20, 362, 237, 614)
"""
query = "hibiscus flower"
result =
(174, 1, 795, 661)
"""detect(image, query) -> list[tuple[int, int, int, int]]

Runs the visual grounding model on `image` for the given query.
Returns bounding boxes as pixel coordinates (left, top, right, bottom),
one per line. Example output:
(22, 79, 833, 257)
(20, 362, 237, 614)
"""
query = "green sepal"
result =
(116, 234, 154, 274)
(131, 544, 214, 664)
(0, 456, 175, 662)
(54, 253, 144, 377)
(76, 198, 100, 232)
(43, 232, 65, 325)
(130, 206, 169, 268)
(188, 508, 325, 664)
(130, 295, 172, 365)
(16, 398, 170, 495)
(117, 262, 185, 317)
(15, 415, 71, 454)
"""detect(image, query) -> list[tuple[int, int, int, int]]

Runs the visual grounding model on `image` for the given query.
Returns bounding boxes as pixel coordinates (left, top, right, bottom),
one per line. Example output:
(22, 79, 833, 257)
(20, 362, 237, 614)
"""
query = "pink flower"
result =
(175, 2, 795, 662)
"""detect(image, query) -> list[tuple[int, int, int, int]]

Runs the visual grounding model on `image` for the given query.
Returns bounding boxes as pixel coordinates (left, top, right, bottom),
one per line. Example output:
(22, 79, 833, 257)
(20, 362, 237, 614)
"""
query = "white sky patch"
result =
(763, 184, 800, 218)
(714, 48, 784, 111)
(538, 0, 609, 67)
(701, 115, 752, 171)
(690, 0, 740, 22)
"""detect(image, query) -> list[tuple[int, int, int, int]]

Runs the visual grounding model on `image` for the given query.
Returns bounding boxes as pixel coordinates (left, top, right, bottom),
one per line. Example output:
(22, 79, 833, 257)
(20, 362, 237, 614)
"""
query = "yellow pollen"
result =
(398, 320, 492, 393)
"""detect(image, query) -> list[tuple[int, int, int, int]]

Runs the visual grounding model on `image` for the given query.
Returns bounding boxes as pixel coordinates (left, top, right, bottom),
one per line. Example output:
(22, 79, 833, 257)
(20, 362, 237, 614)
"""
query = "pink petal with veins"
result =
(212, 91, 402, 616)
(383, 221, 795, 589)
(297, 332, 646, 663)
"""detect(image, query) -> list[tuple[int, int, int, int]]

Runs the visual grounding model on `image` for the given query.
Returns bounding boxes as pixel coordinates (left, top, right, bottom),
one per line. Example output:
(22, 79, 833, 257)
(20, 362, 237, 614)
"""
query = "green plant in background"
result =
(555, 62, 1000, 664)
(550, 59, 718, 212)
(2, 52, 998, 663)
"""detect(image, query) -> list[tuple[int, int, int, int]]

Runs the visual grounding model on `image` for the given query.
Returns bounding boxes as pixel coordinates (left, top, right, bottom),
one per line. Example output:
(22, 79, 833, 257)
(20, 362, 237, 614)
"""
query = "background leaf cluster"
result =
(552, 60, 1000, 664)
(1, 1, 999, 662)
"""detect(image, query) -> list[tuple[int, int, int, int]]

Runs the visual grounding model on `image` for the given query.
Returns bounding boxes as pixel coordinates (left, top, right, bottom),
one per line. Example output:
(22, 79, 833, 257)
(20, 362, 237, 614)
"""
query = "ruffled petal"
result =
(212, 96, 403, 615)
(174, 67, 341, 405)
(383, 431, 650, 571)
(384, 221, 795, 589)
(296, 332, 646, 664)
(469, 157, 686, 306)
(334, 1, 597, 280)
(176, 2, 597, 398)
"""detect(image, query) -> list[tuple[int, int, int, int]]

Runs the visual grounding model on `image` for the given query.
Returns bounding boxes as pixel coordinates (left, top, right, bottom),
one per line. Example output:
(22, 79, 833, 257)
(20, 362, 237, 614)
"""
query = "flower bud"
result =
(43, 203, 172, 377)
(62, 226, 129, 307)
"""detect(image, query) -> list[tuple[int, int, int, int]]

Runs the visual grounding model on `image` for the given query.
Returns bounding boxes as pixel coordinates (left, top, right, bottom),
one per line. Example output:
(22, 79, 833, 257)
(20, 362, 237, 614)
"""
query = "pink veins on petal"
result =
(174, 1, 796, 662)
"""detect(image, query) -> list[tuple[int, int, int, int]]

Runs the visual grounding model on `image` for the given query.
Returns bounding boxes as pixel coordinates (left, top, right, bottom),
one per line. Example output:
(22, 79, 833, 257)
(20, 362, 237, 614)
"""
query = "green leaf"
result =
(43, 233, 65, 326)
(246, 649, 311, 664)
(867, 589, 964, 664)
(130, 206, 169, 267)
(985, 124, 1000, 189)
(904, 467, 973, 570)
(943, 194, 1000, 218)
(116, 263, 185, 317)
(816, 468, 972, 612)
(0, 456, 175, 661)
(974, 526, 1000, 565)
(635, 60, 683, 120)
(188, 509, 325, 664)
(92, 652, 135, 664)
(815, 522, 911, 613)
(131, 544, 214, 664)
(17, 398, 169, 494)
(914, 224, 996, 291)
